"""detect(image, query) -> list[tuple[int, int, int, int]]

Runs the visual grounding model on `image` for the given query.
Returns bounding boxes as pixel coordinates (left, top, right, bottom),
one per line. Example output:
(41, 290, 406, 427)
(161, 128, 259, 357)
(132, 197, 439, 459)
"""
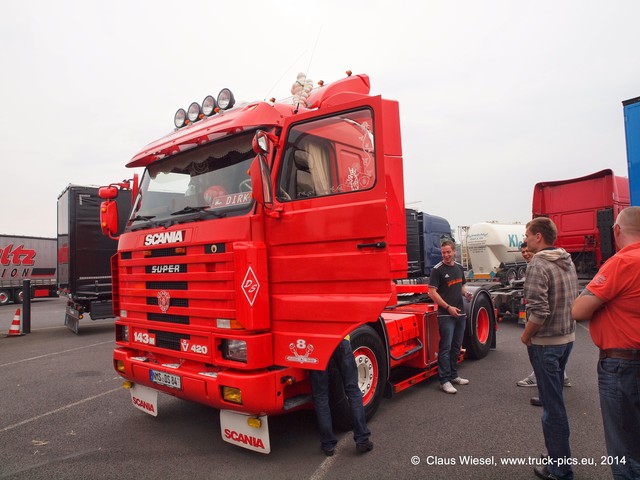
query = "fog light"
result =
(116, 360, 126, 373)
(122, 381, 133, 389)
(222, 386, 242, 404)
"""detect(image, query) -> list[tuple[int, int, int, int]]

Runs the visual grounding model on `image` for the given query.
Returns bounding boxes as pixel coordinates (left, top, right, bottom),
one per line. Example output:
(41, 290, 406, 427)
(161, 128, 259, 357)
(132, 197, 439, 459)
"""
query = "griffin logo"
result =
(157, 290, 171, 313)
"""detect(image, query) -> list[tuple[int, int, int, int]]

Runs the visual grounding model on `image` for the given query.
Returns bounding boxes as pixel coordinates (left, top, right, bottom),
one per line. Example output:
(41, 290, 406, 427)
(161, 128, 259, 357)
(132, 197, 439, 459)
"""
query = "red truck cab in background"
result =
(99, 72, 496, 453)
(532, 169, 630, 278)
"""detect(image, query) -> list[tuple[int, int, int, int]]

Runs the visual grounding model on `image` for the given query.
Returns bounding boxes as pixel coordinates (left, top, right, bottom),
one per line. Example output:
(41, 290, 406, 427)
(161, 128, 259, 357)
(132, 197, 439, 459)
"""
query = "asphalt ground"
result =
(0, 298, 613, 480)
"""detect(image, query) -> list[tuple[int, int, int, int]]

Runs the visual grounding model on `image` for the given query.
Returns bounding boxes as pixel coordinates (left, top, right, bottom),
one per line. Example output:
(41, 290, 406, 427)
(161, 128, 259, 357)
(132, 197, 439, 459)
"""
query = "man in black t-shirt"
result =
(429, 239, 472, 394)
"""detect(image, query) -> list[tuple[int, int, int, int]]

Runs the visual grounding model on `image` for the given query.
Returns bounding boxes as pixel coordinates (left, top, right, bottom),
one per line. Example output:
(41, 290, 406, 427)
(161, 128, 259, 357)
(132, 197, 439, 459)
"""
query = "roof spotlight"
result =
(217, 88, 235, 110)
(174, 108, 187, 129)
(202, 95, 217, 116)
(187, 102, 202, 123)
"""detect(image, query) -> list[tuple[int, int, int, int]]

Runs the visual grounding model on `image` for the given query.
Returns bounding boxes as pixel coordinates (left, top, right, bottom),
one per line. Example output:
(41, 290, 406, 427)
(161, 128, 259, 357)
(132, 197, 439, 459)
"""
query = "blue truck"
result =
(623, 96, 640, 205)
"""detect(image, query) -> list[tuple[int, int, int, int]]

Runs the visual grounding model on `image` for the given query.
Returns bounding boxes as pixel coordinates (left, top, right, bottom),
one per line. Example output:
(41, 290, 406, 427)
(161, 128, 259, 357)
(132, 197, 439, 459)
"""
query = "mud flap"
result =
(64, 309, 80, 334)
(220, 410, 270, 454)
(130, 384, 158, 417)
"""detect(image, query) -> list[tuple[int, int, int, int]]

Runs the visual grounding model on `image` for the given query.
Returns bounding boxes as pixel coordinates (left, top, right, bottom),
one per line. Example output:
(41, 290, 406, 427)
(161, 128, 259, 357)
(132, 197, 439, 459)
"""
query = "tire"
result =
(505, 268, 517, 285)
(517, 266, 527, 279)
(0, 289, 10, 305)
(463, 292, 495, 359)
(329, 325, 388, 431)
(15, 289, 24, 304)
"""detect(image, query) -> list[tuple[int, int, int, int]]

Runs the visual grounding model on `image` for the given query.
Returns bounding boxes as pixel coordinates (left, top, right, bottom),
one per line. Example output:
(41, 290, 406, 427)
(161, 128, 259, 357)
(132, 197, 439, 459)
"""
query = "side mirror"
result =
(99, 186, 119, 200)
(131, 173, 139, 207)
(98, 176, 137, 239)
(252, 130, 279, 155)
(249, 155, 273, 207)
(100, 200, 120, 239)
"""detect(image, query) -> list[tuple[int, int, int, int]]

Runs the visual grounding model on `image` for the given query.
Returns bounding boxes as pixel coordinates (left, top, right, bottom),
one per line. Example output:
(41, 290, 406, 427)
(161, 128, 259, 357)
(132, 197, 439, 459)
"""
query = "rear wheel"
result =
(463, 293, 495, 359)
(330, 325, 387, 430)
(15, 289, 24, 304)
(0, 289, 10, 305)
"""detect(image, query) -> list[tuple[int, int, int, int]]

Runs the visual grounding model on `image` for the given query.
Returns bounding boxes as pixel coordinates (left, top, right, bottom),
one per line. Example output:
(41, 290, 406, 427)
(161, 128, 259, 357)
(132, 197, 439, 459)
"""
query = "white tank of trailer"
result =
(465, 223, 526, 279)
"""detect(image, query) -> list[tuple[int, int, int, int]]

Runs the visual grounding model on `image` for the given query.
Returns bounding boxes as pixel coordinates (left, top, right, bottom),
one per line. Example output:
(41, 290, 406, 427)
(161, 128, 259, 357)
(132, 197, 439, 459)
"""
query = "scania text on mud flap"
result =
(100, 72, 497, 453)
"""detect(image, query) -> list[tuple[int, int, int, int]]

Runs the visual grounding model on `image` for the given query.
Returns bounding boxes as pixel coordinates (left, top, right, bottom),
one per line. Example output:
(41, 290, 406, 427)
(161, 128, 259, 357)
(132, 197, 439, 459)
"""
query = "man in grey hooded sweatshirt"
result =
(521, 217, 578, 480)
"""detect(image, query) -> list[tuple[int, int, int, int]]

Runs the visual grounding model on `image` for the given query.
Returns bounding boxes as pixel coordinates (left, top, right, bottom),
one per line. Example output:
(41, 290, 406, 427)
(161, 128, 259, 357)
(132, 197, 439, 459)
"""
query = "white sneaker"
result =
(516, 374, 537, 387)
(451, 377, 469, 385)
(440, 381, 457, 394)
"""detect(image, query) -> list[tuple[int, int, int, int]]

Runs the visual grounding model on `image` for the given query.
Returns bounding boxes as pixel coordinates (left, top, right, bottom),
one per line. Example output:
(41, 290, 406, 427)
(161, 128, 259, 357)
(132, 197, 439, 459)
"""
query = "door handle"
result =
(357, 242, 387, 249)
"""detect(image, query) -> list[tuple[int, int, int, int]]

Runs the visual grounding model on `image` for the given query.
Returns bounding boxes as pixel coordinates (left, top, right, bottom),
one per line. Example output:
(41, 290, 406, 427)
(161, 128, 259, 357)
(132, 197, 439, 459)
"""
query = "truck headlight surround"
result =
(221, 339, 247, 363)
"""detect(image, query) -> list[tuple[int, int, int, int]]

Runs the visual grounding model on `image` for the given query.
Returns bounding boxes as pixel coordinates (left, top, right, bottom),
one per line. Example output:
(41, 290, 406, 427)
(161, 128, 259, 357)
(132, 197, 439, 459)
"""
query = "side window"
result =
(278, 109, 375, 201)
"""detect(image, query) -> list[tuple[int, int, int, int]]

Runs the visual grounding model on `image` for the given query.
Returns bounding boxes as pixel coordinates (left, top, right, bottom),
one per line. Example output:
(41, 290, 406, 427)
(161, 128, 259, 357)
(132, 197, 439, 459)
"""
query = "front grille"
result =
(118, 241, 235, 334)
(147, 247, 185, 258)
(149, 330, 190, 351)
(146, 281, 188, 290)
(121, 251, 132, 260)
(147, 313, 190, 325)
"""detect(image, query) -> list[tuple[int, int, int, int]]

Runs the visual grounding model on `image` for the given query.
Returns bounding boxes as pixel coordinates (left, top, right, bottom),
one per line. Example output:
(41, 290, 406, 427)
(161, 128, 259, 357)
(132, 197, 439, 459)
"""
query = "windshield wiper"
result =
(170, 206, 209, 216)
(131, 214, 156, 221)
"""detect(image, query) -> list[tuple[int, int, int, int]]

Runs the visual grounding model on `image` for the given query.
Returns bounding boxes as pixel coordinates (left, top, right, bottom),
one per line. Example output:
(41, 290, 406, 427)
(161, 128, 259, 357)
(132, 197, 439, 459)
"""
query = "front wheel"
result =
(0, 289, 10, 305)
(463, 292, 495, 359)
(329, 325, 388, 431)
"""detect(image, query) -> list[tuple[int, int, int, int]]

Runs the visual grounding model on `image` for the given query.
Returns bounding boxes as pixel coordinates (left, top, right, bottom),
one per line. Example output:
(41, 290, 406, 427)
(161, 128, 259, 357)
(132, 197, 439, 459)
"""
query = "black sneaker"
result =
(356, 440, 373, 453)
(534, 465, 559, 479)
(321, 446, 335, 457)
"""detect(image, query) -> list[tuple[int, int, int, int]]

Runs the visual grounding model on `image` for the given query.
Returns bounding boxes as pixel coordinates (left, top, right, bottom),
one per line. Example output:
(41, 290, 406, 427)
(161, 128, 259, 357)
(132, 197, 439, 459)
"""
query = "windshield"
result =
(128, 131, 256, 229)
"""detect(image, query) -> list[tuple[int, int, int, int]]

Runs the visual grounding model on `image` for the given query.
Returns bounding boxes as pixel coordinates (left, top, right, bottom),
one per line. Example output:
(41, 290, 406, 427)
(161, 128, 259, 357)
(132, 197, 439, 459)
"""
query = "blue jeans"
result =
(438, 314, 466, 384)
(597, 357, 640, 479)
(308, 339, 370, 450)
(528, 343, 574, 480)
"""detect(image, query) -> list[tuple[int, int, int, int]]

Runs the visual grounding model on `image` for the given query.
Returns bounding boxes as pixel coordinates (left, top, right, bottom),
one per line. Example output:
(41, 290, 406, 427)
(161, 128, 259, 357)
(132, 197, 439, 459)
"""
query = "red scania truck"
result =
(99, 72, 496, 453)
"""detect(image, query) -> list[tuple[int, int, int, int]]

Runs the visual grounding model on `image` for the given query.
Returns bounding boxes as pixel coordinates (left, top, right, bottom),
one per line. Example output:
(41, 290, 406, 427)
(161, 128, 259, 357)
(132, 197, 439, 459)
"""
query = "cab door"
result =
(266, 96, 405, 369)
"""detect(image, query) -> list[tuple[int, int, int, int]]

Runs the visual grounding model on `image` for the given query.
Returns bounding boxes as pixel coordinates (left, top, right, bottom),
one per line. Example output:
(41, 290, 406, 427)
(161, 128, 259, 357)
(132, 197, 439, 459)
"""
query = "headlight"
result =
(174, 108, 187, 128)
(217, 88, 235, 110)
(221, 339, 247, 362)
(117, 325, 129, 342)
(187, 102, 202, 123)
(202, 95, 217, 116)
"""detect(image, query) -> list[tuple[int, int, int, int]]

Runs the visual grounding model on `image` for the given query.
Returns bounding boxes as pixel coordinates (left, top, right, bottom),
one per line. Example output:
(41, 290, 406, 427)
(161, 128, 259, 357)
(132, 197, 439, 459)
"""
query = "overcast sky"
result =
(1, 0, 638, 239)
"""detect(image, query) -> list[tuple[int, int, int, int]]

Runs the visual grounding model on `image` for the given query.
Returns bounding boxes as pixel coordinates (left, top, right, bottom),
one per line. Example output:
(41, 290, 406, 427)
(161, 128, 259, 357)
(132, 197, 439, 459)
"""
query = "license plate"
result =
(150, 369, 181, 389)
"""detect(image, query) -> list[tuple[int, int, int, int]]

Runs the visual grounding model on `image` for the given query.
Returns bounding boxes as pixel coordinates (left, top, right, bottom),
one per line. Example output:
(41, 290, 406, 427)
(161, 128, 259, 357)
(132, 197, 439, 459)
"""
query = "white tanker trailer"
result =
(463, 222, 527, 322)
(465, 222, 527, 284)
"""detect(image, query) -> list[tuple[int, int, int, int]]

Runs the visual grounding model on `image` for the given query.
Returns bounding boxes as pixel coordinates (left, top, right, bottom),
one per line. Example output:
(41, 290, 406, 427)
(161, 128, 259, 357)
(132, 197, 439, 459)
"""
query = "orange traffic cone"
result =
(8, 308, 23, 337)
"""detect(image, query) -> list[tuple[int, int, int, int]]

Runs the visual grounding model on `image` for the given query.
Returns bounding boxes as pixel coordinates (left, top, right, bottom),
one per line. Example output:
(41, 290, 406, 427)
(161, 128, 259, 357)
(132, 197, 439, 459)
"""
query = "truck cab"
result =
(101, 73, 495, 453)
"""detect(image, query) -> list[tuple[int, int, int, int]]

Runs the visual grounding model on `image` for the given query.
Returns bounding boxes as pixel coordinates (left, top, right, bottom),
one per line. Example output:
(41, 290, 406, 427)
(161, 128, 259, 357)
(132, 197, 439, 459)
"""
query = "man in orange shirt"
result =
(572, 206, 640, 479)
